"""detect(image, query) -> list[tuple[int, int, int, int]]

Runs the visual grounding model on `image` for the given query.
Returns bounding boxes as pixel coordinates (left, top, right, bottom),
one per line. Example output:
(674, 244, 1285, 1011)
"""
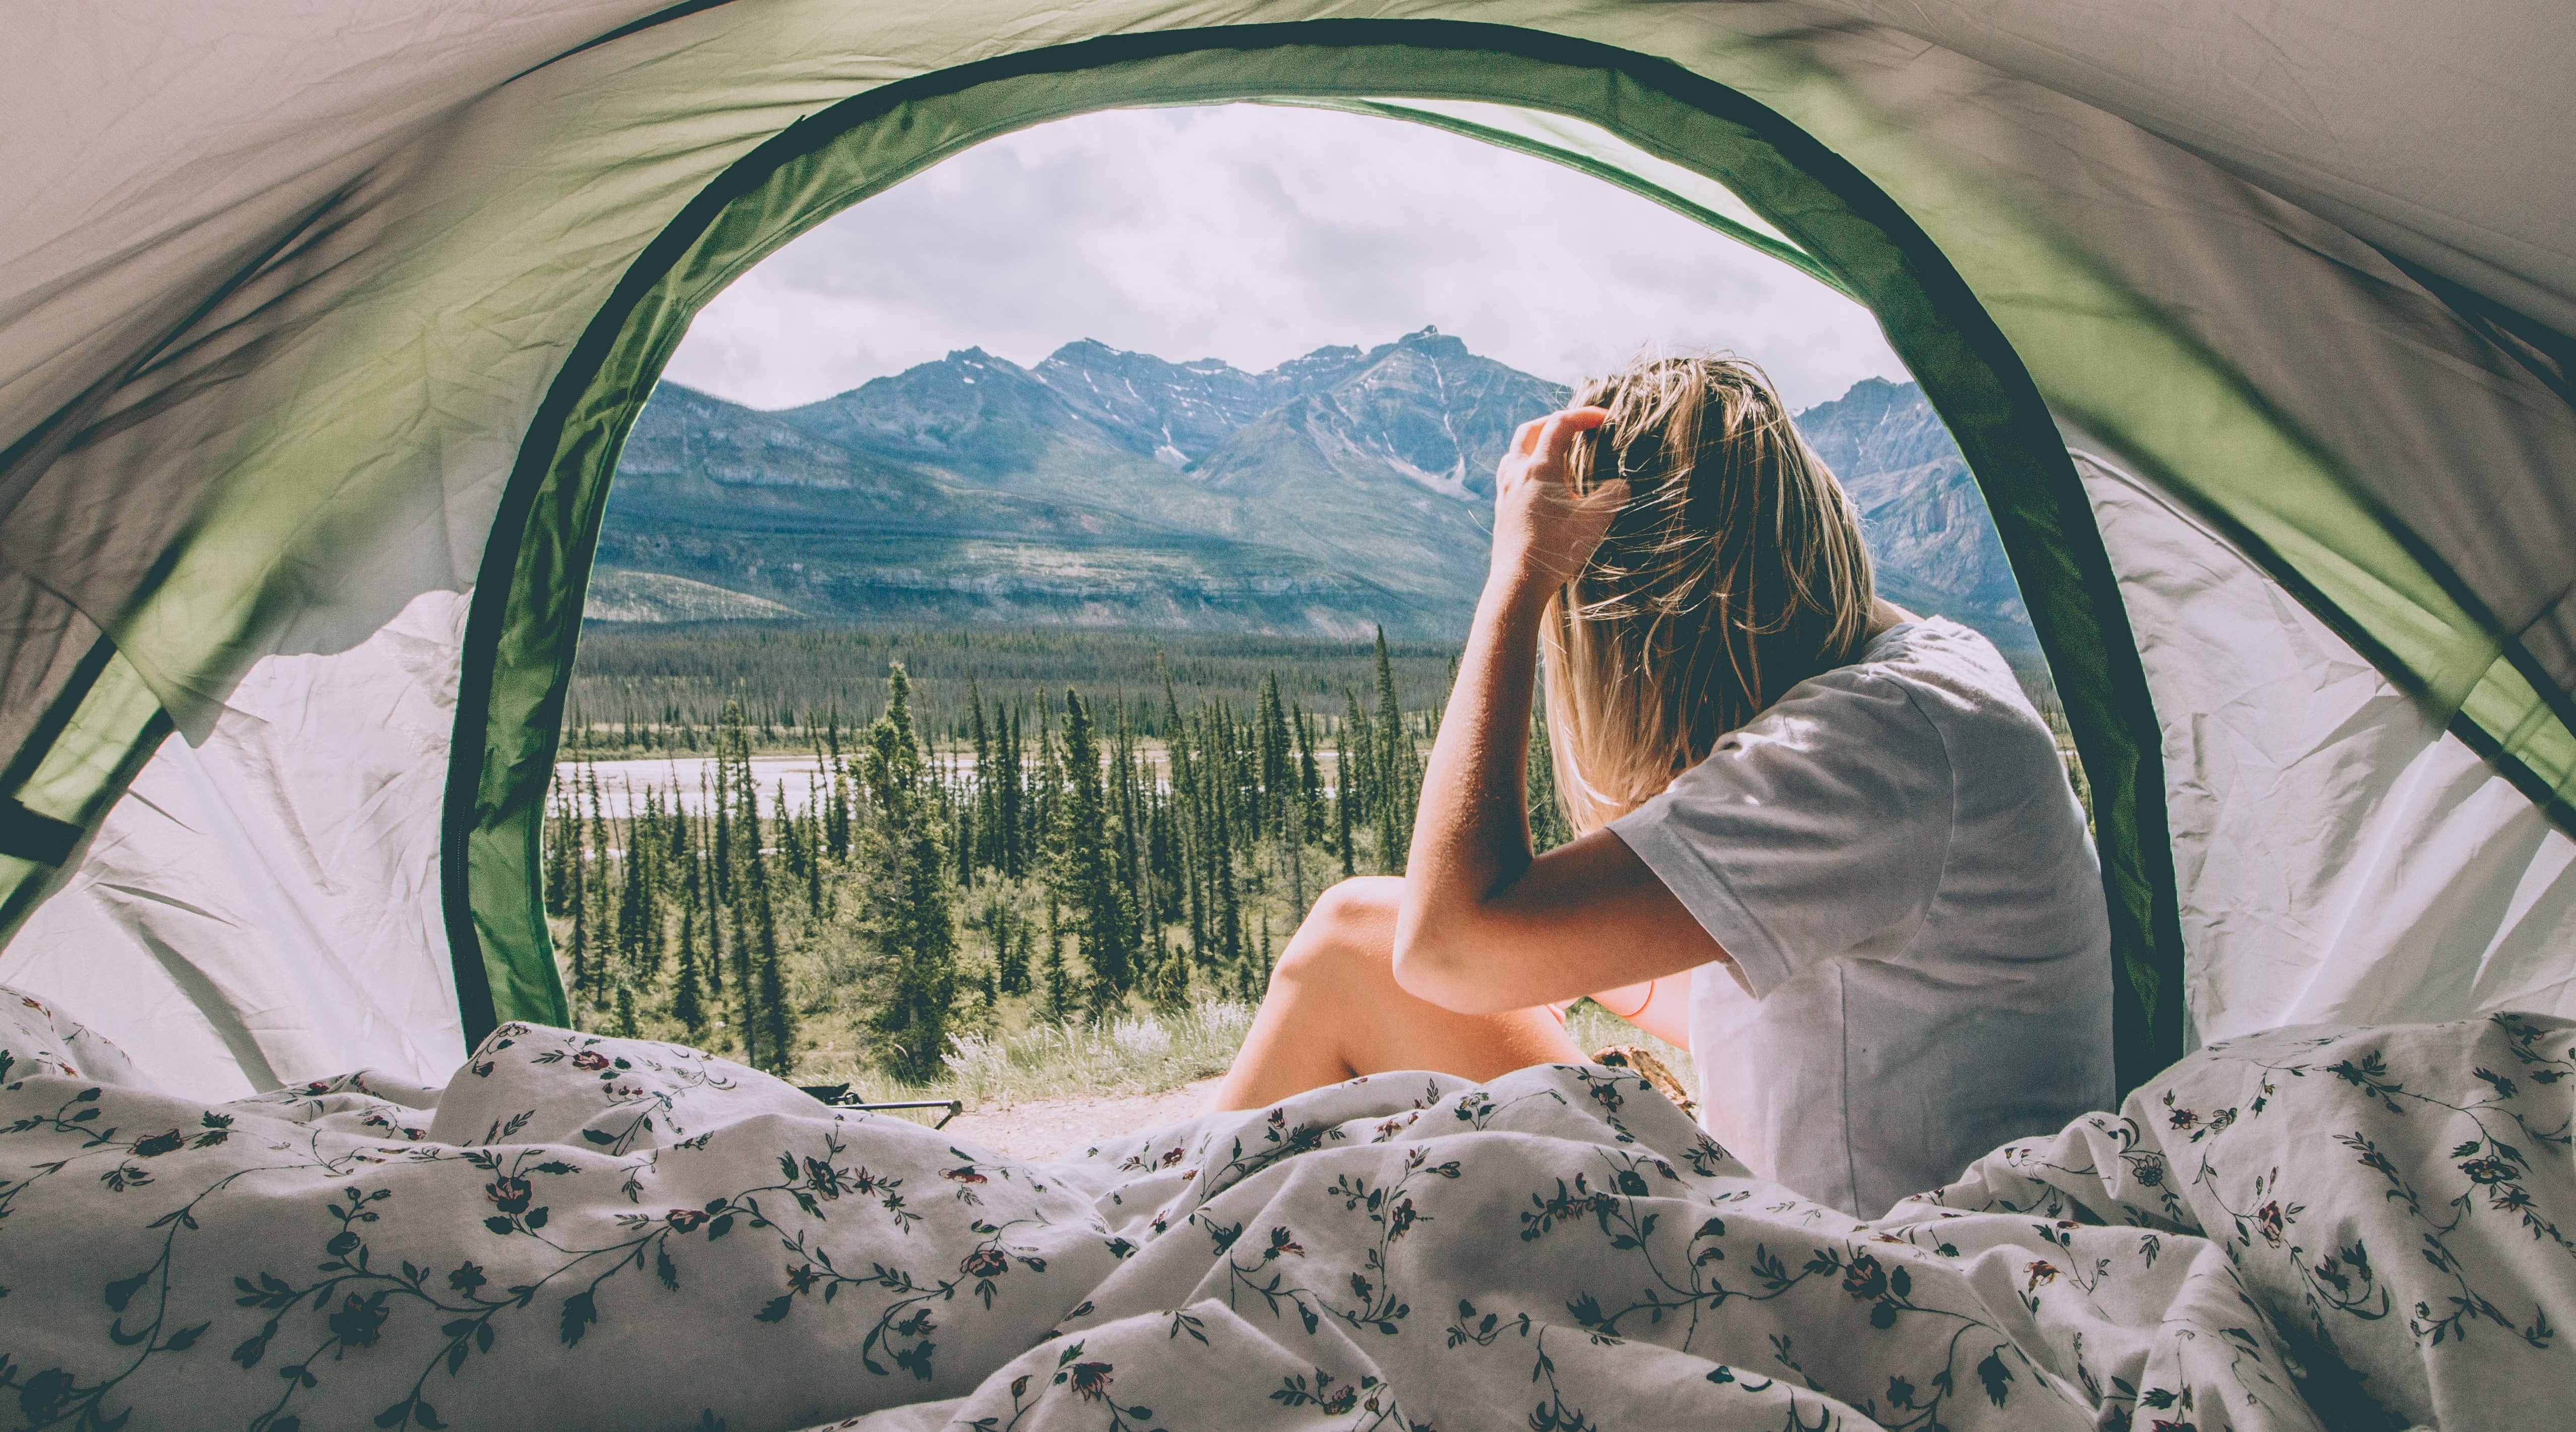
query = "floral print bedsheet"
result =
(1, 990, 2565, 1431)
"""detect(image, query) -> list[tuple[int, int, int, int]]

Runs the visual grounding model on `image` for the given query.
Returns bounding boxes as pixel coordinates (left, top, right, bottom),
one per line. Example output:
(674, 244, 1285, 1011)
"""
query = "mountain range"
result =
(596, 328, 2033, 655)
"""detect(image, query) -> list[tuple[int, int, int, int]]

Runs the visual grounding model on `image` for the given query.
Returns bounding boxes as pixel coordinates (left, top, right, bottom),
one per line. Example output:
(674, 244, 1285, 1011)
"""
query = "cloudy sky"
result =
(665, 104, 1906, 413)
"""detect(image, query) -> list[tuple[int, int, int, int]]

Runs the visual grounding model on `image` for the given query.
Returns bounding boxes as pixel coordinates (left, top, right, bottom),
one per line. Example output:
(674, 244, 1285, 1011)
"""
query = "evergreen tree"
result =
(989, 896, 1027, 995)
(711, 719, 735, 909)
(776, 779, 806, 890)
(671, 849, 707, 1041)
(1527, 707, 1572, 854)
(825, 751, 851, 861)
(996, 705, 1024, 877)
(735, 766, 793, 1074)
(1033, 693, 1061, 868)
(1208, 747, 1243, 985)
(565, 861, 595, 1016)
(1342, 688, 1373, 824)
(852, 663, 960, 1083)
(699, 770, 726, 1004)
(1335, 732, 1357, 878)
(1038, 892, 1070, 1023)
(968, 682, 998, 873)
(1254, 672, 1291, 832)
(1053, 689, 1133, 1014)
(1371, 627, 1415, 874)
(1146, 789, 1184, 925)
(544, 780, 576, 916)
(584, 754, 613, 923)
(612, 827, 650, 1016)
(1293, 705, 1324, 844)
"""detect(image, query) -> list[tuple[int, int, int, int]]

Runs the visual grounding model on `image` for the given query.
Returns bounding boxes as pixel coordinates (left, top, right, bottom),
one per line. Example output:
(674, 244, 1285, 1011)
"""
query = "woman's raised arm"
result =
(1392, 410, 1725, 1016)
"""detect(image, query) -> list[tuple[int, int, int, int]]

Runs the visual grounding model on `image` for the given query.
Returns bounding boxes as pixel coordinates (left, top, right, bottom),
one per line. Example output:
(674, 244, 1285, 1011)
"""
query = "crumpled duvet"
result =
(1, 989, 2567, 1431)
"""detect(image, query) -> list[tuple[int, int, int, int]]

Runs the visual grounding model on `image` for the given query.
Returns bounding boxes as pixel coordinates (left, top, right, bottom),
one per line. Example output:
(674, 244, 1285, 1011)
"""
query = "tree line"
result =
(562, 621, 1467, 752)
(547, 628, 1572, 1083)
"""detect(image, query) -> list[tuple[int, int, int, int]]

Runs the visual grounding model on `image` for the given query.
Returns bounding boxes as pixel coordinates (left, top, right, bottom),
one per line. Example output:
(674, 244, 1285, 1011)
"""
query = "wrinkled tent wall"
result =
(1, 1, 2571, 1095)
(2082, 455, 2576, 1044)
(2, 595, 470, 1098)
(0, 0, 691, 1087)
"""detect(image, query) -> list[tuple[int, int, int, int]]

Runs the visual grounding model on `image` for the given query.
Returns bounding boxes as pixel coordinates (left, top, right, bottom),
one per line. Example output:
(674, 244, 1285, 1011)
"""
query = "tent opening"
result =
(449, 25, 2180, 1098)
(541, 96, 2097, 1106)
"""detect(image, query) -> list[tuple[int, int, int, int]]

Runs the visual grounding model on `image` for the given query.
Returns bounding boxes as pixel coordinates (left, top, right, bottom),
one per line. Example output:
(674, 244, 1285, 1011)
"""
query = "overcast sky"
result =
(665, 104, 1907, 414)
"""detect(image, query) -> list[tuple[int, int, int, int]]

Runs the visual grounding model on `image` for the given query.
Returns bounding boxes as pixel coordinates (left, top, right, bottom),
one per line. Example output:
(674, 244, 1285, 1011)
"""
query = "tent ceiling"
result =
(1804, 0, 2576, 341)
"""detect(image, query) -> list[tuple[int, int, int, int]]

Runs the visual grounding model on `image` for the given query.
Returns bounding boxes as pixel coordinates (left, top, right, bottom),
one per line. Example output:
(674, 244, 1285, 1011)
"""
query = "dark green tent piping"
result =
(442, 18, 2187, 1091)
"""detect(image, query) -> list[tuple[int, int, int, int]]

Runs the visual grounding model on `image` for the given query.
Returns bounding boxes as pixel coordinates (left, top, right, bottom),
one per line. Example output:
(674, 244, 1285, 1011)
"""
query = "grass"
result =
(799, 999, 1257, 1111)
(789, 992, 1699, 1130)
(1563, 1000, 1696, 1089)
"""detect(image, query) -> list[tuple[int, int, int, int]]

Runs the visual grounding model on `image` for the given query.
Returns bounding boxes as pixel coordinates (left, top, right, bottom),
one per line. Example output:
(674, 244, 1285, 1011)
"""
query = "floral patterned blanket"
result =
(2, 990, 2567, 1432)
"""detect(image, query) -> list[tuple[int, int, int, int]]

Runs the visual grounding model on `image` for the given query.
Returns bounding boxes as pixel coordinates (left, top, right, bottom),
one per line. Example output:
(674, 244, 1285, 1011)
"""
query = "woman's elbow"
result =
(1390, 929, 1516, 1015)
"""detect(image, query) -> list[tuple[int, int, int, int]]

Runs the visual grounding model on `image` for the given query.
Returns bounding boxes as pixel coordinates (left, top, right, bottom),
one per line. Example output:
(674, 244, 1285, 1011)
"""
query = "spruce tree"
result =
(699, 770, 726, 1004)
(1335, 738, 1357, 878)
(1033, 693, 1061, 868)
(671, 850, 707, 1041)
(1038, 892, 1070, 1023)
(735, 768, 792, 1073)
(1052, 689, 1132, 1015)
(1371, 627, 1414, 874)
(710, 724, 735, 909)
(1527, 707, 1572, 854)
(565, 863, 595, 1018)
(990, 896, 1027, 995)
(1342, 688, 1373, 825)
(1293, 705, 1324, 844)
(1254, 672, 1291, 833)
(1208, 751, 1243, 983)
(776, 779, 805, 890)
(584, 755, 613, 922)
(544, 781, 576, 916)
(853, 663, 961, 1083)
(808, 770, 830, 913)
(968, 682, 997, 874)
(996, 705, 1024, 877)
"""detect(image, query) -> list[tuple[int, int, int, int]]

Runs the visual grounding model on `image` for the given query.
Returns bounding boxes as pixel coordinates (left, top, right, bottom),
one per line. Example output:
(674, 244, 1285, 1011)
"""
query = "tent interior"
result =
(5, 4, 2576, 1424)
(6, 3, 2571, 1105)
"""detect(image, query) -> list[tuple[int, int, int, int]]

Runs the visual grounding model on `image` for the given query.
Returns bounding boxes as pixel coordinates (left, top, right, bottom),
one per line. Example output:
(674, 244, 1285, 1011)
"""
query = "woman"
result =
(1213, 355, 2112, 1219)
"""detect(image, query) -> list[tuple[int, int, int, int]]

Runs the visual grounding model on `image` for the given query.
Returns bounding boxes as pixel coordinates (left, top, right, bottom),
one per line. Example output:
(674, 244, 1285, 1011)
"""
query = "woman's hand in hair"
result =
(1490, 407, 1623, 601)
(1395, 402, 1722, 1019)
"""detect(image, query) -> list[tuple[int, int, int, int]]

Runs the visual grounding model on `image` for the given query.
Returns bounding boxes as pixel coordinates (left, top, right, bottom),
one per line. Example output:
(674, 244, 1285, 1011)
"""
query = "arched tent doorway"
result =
(4, 4, 2570, 1104)
(450, 23, 2181, 1086)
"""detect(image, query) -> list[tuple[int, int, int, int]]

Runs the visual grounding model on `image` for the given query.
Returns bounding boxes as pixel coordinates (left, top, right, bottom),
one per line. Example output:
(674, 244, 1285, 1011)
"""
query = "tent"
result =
(3, 1, 2570, 1103)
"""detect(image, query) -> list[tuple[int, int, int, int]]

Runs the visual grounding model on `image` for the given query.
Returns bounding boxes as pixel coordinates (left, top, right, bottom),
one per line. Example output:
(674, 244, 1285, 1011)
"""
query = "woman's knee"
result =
(1273, 877, 1402, 985)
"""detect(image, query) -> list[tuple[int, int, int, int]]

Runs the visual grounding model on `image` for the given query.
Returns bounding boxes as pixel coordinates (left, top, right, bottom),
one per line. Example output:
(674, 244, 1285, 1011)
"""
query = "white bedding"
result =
(1, 989, 2566, 1430)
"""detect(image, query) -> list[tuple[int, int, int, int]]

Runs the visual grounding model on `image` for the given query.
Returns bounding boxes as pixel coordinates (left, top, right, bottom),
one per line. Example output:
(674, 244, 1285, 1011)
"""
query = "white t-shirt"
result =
(1609, 618, 2113, 1218)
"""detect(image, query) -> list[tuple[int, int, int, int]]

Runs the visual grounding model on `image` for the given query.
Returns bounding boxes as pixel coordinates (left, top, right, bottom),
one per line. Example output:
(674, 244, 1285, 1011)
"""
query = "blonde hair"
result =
(1541, 354, 1877, 833)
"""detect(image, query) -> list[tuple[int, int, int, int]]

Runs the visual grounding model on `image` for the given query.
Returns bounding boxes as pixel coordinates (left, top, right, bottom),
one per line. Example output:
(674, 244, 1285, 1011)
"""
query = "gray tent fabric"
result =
(1, 1, 2571, 1095)
(2081, 450, 2576, 1044)
(1809, 1, 2576, 339)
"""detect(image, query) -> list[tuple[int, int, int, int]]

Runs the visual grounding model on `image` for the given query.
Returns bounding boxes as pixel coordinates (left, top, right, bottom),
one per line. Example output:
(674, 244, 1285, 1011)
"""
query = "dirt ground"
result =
(923, 1077, 1228, 1162)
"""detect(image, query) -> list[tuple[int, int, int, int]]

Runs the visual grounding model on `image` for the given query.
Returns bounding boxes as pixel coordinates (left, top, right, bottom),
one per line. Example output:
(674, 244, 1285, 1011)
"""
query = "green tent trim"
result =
(442, 20, 2189, 1089)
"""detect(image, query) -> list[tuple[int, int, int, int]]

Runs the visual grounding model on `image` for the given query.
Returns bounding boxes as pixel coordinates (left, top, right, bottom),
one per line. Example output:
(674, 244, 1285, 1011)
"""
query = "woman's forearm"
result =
(1394, 573, 1553, 971)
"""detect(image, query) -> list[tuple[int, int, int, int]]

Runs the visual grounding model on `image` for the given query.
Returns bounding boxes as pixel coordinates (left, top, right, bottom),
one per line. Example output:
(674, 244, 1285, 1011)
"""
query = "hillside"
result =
(595, 333, 2033, 650)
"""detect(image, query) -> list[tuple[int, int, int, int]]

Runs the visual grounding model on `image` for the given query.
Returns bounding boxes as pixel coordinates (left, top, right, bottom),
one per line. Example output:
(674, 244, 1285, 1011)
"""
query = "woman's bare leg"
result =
(1212, 877, 1583, 1111)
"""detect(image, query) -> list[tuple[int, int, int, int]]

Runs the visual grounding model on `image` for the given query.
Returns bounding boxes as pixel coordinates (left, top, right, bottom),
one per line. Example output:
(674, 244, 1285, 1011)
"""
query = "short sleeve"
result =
(1607, 670, 1953, 996)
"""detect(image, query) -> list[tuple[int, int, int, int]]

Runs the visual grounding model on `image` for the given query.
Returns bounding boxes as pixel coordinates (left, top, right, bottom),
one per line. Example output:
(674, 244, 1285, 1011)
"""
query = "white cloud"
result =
(663, 104, 1907, 413)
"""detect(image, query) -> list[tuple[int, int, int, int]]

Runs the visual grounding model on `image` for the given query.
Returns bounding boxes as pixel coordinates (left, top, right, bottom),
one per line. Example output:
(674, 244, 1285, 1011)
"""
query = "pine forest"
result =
(545, 627, 1582, 1096)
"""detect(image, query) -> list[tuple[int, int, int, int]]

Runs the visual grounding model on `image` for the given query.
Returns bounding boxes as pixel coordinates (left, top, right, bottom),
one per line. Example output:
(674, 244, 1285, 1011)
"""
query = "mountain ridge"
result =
(599, 333, 2031, 654)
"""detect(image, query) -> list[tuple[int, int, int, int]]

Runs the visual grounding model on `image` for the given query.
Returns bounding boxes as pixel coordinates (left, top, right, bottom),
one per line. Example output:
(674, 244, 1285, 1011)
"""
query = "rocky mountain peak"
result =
(607, 341, 2035, 657)
(1389, 325, 1470, 360)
